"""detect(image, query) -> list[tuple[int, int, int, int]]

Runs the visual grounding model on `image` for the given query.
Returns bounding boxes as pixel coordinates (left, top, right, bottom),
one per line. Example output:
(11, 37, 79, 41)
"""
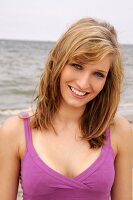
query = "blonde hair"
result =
(31, 17, 123, 148)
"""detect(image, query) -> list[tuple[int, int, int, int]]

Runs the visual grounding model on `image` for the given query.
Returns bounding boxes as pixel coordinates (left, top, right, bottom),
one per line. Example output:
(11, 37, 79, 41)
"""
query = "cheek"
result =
(60, 70, 69, 91)
(60, 67, 73, 85)
(94, 80, 106, 93)
(60, 72, 66, 88)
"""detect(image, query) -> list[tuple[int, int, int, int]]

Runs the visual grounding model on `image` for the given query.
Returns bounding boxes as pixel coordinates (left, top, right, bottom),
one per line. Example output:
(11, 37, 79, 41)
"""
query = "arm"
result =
(111, 116, 133, 200)
(0, 117, 21, 200)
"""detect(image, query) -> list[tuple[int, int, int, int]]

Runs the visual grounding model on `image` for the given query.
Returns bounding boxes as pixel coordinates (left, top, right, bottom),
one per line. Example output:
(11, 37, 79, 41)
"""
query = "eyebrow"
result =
(70, 60, 109, 74)
(95, 70, 108, 74)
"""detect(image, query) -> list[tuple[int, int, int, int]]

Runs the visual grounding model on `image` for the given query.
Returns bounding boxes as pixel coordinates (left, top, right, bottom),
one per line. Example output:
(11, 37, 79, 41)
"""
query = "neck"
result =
(53, 101, 86, 127)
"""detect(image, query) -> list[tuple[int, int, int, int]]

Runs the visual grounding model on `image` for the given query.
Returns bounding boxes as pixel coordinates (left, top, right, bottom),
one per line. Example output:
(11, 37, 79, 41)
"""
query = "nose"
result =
(76, 72, 91, 90)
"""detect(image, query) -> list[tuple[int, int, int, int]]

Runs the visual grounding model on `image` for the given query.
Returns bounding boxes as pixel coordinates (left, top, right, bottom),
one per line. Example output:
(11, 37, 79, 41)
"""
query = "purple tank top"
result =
(20, 113, 115, 200)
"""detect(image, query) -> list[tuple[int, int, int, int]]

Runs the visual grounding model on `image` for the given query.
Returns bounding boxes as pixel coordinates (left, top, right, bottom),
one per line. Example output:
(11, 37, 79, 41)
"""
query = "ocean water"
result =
(0, 40, 133, 123)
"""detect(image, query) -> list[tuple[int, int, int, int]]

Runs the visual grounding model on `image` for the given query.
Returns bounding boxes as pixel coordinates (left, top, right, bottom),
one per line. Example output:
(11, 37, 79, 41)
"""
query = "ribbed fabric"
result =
(20, 113, 115, 200)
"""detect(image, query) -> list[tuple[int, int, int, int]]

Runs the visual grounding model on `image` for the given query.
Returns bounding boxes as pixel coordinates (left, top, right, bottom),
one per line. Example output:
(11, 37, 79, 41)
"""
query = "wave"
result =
(0, 108, 31, 116)
(0, 102, 133, 115)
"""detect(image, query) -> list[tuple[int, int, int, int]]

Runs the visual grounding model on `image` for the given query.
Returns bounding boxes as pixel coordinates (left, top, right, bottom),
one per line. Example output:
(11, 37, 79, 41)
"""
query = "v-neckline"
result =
(30, 141, 107, 181)
(23, 114, 110, 182)
(28, 139, 109, 182)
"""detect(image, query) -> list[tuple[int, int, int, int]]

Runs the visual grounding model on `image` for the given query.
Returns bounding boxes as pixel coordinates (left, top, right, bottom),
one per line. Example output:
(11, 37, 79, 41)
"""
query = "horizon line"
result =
(0, 38, 133, 45)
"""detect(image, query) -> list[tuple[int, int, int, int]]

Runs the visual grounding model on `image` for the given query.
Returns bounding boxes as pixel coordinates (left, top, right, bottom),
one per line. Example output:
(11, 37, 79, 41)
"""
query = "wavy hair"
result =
(31, 17, 123, 148)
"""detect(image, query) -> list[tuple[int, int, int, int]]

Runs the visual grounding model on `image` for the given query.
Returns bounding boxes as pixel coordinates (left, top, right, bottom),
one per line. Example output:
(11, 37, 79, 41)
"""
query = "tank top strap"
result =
(21, 112, 32, 151)
(104, 127, 114, 153)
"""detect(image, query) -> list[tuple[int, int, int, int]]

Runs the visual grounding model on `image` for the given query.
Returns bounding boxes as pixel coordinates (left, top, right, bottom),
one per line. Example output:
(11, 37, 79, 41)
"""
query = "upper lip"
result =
(69, 85, 89, 94)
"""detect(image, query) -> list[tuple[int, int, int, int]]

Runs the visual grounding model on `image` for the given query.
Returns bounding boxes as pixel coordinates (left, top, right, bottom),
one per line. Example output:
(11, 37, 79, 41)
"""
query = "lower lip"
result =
(69, 86, 88, 99)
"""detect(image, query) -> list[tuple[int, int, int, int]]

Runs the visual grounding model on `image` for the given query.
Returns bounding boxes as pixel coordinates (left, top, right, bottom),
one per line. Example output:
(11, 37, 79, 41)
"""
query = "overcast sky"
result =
(0, 0, 133, 44)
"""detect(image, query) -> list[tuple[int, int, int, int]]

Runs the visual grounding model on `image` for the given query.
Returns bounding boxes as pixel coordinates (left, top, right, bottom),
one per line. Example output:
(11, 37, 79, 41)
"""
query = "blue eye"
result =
(94, 72, 105, 78)
(71, 63, 82, 70)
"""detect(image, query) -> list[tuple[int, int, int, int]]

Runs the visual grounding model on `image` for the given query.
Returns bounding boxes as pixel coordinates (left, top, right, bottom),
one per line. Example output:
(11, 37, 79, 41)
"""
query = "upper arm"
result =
(111, 116, 133, 200)
(0, 117, 22, 200)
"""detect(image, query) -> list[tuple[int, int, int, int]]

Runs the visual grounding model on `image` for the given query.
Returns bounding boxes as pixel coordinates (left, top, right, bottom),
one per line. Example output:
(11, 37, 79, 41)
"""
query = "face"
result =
(60, 55, 111, 110)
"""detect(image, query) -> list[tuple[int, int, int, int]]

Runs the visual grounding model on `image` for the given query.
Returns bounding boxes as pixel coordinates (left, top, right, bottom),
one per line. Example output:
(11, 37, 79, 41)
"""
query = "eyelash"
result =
(94, 72, 105, 78)
(71, 63, 82, 70)
(71, 63, 105, 78)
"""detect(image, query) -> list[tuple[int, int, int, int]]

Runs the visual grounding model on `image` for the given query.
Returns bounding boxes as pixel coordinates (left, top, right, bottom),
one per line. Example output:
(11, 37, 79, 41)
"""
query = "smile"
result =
(69, 86, 88, 96)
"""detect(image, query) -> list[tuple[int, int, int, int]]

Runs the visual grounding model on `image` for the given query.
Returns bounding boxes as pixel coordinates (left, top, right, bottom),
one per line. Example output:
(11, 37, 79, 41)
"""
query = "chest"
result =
(21, 129, 115, 198)
(31, 130, 102, 178)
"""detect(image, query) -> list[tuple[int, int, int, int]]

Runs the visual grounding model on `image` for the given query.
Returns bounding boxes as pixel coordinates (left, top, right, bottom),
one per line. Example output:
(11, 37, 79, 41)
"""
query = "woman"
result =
(0, 17, 132, 200)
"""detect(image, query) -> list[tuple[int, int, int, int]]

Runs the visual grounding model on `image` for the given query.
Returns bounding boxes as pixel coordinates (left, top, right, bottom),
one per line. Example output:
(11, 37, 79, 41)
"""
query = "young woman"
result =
(0, 17, 133, 200)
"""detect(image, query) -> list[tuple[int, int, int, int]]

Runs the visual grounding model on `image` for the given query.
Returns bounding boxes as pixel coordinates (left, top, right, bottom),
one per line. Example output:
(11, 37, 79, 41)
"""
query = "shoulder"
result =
(110, 115, 133, 157)
(0, 115, 25, 157)
(0, 116, 26, 199)
(0, 115, 24, 135)
(111, 115, 132, 140)
(112, 115, 132, 135)
(110, 116, 133, 199)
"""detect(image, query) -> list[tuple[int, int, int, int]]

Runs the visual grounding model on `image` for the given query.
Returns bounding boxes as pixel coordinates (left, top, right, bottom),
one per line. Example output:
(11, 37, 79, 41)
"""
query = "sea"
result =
(0, 39, 133, 124)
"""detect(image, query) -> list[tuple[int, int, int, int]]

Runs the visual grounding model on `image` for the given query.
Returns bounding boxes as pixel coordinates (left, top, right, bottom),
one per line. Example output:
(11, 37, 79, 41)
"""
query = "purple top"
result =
(20, 113, 115, 200)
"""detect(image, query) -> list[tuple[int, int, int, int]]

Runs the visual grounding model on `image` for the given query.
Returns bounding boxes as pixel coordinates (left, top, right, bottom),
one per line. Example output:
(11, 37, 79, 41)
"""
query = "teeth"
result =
(70, 86, 86, 96)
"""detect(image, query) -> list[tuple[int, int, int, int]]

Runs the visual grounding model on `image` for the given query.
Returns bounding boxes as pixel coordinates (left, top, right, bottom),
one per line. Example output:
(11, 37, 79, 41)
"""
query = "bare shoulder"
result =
(0, 116, 25, 199)
(112, 115, 132, 138)
(0, 115, 24, 157)
(0, 115, 24, 136)
(110, 116, 133, 199)
(110, 115, 133, 156)
(112, 115, 132, 135)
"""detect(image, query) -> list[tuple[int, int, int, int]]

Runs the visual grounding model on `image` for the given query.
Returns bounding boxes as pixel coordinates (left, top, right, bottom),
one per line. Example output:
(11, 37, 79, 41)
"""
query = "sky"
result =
(0, 0, 133, 44)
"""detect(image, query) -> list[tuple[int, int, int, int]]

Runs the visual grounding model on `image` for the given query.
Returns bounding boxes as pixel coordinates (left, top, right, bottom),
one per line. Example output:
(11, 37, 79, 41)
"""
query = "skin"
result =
(60, 55, 110, 111)
(0, 55, 133, 200)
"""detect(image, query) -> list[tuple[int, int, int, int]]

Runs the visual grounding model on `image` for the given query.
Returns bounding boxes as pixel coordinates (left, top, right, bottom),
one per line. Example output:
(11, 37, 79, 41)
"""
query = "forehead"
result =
(69, 52, 113, 62)
(69, 54, 112, 70)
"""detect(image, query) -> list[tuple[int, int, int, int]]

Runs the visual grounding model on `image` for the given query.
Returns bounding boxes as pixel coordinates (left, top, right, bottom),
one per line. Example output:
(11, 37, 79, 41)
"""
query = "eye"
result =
(94, 72, 105, 78)
(71, 63, 83, 70)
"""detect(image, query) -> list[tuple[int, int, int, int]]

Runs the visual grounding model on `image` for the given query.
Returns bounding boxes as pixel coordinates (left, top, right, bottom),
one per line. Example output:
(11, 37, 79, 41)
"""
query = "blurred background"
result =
(0, 0, 133, 124)
(0, 1, 133, 199)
